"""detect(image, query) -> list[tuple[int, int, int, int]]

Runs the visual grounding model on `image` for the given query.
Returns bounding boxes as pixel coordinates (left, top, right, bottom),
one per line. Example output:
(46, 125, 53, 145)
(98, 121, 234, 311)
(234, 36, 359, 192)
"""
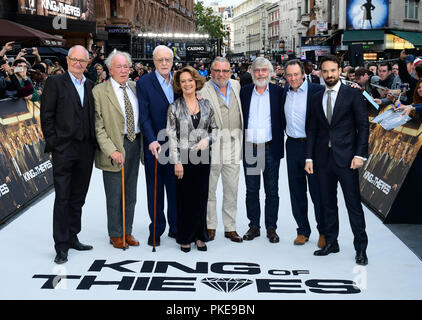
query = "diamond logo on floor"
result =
(201, 278, 253, 293)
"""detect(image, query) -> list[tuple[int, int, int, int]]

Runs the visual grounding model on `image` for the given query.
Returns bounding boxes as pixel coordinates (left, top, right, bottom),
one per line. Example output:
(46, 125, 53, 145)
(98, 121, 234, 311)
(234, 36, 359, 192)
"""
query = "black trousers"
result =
(52, 140, 95, 252)
(176, 158, 210, 245)
(317, 150, 368, 252)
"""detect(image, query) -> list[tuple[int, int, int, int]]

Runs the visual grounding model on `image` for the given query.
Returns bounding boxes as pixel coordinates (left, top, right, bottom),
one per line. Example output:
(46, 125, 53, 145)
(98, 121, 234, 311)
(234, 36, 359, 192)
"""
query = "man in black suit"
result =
(304, 60, 321, 84)
(41, 45, 97, 264)
(282, 59, 326, 248)
(305, 55, 369, 265)
(239, 64, 253, 87)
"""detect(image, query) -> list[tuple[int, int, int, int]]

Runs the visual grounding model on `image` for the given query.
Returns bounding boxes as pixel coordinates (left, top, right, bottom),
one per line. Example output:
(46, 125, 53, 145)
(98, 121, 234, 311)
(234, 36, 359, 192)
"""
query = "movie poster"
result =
(359, 105, 422, 218)
(0, 99, 53, 222)
(18, 0, 96, 21)
(346, 0, 389, 30)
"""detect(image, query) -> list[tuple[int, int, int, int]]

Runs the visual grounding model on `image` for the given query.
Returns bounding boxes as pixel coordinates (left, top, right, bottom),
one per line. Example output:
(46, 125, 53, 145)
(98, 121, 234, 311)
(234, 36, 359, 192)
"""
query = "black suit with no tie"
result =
(306, 83, 369, 252)
(41, 72, 97, 253)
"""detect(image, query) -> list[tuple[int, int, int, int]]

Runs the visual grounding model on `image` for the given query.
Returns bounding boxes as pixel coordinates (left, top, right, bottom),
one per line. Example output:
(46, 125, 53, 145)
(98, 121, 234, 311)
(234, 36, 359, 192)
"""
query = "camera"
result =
(399, 83, 410, 92)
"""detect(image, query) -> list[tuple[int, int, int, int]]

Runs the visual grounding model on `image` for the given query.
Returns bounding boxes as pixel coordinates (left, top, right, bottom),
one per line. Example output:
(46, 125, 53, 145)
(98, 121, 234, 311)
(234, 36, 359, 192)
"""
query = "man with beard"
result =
(305, 55, 369, 265)
(199, 57, 244, 243)
(240, 57, 285, 243)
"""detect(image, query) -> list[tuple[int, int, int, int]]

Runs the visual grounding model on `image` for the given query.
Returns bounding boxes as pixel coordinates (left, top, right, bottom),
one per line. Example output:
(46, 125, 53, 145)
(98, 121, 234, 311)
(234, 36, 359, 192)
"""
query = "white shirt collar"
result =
(325, 80, 342, 93)
(110, 77, 127, 90)
(253, 84, 269, 95)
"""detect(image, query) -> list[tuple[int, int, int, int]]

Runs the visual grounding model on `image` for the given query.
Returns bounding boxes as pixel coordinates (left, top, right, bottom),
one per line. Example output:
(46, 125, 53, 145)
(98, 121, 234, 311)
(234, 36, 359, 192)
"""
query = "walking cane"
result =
(152, 157, 158, 252)
(121, 165, 126, 251)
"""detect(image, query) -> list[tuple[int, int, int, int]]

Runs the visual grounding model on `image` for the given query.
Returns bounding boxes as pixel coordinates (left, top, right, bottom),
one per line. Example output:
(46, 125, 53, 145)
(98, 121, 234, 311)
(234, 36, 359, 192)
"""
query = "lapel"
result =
(63, 72, 82, 109)
(205, 81, 223, 125)
(243, 85, 254, 130)
(305, 83, 315, 127)
(105, 79, 124, 118)
(268, 83, 276, 118)
(231, 80, 244, 128)
(315, 89, 329, 128)
(151, 71, 170, 106)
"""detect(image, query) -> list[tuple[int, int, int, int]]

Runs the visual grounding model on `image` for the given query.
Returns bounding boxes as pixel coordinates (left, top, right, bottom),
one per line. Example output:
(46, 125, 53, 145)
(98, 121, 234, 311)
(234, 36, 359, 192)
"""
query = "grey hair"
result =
(211, 57, 230, 69)
(68, 45, 89, 59)
(251, 57, 274, 74)
(105, 50, 132, 69)
(152, 45, 174, 58)
(251, 57, 274, 85)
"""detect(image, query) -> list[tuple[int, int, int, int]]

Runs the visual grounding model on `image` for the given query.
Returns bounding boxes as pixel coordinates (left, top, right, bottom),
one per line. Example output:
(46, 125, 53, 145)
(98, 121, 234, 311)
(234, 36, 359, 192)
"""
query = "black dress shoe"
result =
(148, 236, 160, 247)
(266, 228, 280, 243)
(180, 245, 191, 253)
(314, 243, 340, 256)
(355, 250, 368, 265)
(70, 240, 93, 251)
(54, 250, 68, 264)
(243, 226, 260, 241)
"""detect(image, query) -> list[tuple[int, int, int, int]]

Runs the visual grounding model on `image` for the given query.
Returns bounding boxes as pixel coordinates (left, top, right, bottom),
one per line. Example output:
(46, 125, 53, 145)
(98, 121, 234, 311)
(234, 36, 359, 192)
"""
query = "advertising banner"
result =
(359, 105, 422, 218)
(0, 98, 53, 223)
(18, 0, 96, 21)
(346, 0, 389, 30)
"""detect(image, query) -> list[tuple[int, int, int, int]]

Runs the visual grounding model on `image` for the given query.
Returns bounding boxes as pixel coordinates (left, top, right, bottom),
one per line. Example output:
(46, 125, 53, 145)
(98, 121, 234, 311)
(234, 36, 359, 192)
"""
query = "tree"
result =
(194, 1, 228, 40)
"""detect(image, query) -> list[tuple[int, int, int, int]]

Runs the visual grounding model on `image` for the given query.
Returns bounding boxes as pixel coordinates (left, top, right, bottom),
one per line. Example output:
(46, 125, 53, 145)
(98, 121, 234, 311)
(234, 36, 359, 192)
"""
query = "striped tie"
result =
(120, 85, 136, 142)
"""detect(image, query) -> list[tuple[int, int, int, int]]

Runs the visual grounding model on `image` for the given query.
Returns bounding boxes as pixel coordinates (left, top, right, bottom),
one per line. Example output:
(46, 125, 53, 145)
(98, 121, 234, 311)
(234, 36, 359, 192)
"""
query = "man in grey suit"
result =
(93, 51, 142, 249)
(199, 57, 244, 242)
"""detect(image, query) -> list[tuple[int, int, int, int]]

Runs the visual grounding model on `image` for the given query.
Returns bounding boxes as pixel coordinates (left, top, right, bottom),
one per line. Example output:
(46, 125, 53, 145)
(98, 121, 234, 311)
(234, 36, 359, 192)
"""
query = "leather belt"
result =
(287, 136, 307, 143)
(248, 140, 272, 148)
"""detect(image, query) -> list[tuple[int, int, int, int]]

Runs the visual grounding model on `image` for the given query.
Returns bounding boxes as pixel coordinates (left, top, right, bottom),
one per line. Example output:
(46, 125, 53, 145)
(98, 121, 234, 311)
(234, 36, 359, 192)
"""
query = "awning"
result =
(342, 30, 385, 45)
(0, 19, 65, 47)
(391, 30, 422, 49)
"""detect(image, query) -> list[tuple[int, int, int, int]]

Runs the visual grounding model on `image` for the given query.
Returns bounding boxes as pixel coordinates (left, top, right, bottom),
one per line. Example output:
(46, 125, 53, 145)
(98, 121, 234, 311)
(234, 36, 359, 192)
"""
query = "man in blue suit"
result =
(305, 55, 369, 265)
(136, 45, 178, 246)
(282, 59, 326, 248)
(240, 57, 285, 243)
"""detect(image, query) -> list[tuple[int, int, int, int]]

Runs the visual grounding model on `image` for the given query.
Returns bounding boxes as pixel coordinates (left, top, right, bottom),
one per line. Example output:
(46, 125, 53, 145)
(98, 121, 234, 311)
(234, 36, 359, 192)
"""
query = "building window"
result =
(405, 0, 419, 19)
(110, 0, 117, 17)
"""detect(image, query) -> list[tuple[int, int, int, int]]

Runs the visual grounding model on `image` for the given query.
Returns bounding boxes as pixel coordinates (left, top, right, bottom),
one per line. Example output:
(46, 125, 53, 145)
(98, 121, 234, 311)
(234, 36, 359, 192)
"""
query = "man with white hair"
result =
(240, 57, 285, 243)
(136, 45, 178, 246)
(41, 45, 97, 264)
(93, 50, 142, 249)
(199, 57, 243, 243)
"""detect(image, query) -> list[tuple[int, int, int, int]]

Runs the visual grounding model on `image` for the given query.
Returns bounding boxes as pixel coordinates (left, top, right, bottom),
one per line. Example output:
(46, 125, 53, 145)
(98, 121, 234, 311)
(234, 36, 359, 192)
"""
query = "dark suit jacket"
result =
(281, 82, 325, 134)
(240, 83, 285, 160)
(40, 72, 96, 153)
(306, 83, 369, 168)
(239, 72, 253, 87)
(305, 74, 321, 84)
(136, 71, 180, 146)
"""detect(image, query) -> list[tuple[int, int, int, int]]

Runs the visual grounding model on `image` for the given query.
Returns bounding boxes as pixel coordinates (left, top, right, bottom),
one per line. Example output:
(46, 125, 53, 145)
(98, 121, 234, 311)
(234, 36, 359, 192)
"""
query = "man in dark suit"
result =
(239, 64, 253, 87)
(240, 57, 285, 243)
(41, 45, 97, 264)
(304, 60, 321, 84)
(136, 45, 178, 246)
(305, 55, 369, 265)
(282, 59, 326, 248)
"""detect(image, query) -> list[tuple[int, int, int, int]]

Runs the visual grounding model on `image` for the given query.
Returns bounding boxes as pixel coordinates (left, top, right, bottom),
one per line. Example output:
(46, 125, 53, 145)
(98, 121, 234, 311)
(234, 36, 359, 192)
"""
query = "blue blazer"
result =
(306, 83, 369, 168)
(281, 82, 325, 133)
(136, 71, 180, 145)
(240, 83, 285, 160)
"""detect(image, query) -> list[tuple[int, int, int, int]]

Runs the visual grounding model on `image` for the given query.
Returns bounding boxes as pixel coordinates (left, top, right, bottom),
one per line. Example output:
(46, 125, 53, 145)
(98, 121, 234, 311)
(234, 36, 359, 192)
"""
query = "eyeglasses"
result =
(154, 58, 172, 64)
(68, 57, 89, 64)
(253, 68, 269, 74)
(211, 69, 231, 74)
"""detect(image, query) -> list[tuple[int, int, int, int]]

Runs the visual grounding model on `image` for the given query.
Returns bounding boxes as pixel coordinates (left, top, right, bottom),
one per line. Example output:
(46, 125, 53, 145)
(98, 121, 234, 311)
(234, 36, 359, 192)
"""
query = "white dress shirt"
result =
(246, 85, 272, 144)
(110, 77, 140, 134)
(285, 80, 308, 138)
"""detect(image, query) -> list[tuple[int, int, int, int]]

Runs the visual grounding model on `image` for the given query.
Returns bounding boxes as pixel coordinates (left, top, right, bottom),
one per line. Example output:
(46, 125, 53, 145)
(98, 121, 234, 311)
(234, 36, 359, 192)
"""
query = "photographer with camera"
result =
(398, 50, 422, 105)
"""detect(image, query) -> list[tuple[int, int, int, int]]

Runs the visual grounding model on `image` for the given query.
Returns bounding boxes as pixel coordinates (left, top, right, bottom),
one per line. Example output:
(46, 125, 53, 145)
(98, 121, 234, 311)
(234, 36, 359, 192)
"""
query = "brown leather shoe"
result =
(208, 229, 216, 241)
(294, 235, 309, 245)
(317, 235, 326, 249)
(125, 234, 140, 246)
(110, 237, 129, 249)
(224, 231, 243, 243)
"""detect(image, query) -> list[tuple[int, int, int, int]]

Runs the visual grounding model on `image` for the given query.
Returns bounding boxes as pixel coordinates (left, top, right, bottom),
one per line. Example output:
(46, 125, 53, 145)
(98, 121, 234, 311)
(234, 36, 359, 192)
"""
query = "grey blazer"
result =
(167, 96, 219, 164)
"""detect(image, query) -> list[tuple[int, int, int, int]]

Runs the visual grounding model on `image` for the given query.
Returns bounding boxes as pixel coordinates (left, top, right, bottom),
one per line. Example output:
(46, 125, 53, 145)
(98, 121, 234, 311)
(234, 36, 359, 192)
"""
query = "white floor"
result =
(1, 156, 422, 300)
